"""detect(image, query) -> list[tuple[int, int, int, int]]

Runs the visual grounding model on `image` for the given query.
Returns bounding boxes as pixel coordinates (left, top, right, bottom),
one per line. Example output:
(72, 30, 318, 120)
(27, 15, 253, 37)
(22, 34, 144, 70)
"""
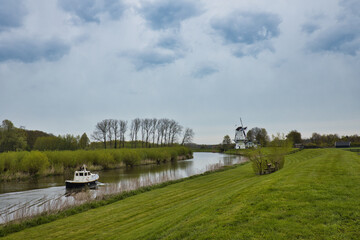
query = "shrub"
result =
(246, 147, 286, 175)
(100, 151, 115, 169)
(122, 150, 141, 167)
(21, 151, 49, 175)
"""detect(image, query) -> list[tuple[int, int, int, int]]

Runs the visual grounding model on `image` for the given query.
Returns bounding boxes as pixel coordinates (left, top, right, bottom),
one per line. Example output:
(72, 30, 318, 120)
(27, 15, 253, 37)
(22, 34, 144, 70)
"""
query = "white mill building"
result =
(234, 119, 256, 149)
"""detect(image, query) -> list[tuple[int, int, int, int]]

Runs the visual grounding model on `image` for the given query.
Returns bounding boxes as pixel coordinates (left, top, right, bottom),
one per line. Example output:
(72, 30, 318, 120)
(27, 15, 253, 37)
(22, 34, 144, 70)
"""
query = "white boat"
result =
(65, 165, 99, 188)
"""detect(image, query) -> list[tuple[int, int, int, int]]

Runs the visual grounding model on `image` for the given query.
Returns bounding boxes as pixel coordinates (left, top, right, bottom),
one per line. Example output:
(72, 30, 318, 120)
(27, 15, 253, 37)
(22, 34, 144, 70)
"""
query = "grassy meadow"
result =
(0, 147, 192, 180)
(2, 148, 360, 239)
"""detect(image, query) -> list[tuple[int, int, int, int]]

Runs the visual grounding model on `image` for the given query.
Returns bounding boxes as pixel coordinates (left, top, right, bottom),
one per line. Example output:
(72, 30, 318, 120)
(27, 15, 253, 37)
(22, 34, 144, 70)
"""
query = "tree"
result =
(0, 119, 27, 152)
(150, 118, 158, 147)
(310, 132, 321, 145)
(170, 121, 182, 145)
(109, 119, 119, 148)
(219, 135, 232, 152)
(25, 130, 49, 150)
(286, 130, 302, 144)
(181, 128, 194, 145)
(119, 120, 127, 148)
(92, 120, 110, 149)
(33, 136, 59, 151)
(142, 118, 152, 147)
(79, 133, 90, 149)
(222, 135, 231, 145)
(247, 127, 269, 146)
(130, 118, 141, 148)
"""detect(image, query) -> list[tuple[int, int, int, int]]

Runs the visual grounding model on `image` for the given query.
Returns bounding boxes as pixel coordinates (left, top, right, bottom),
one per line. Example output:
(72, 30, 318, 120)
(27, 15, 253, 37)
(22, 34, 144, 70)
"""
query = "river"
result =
(0, 152, 247, 223)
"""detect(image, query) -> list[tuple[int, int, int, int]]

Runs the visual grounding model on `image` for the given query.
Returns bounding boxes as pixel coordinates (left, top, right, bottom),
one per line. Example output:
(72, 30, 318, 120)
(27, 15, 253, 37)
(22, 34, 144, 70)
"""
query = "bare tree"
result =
(92, 120, 110, 149)
(109, 119, 119, 148)
(140, 119, 151, 148)
(170, 122, 183, 145)
(129, 121, 135, 147)
(143, 118, 152, 147)
(156, 119, 163, 145)
(107, 119, 114, 148)
(162, 119, 170, 145)
(150, 118, 158, 147)
(119, 120, 127, 148)
(181, 128, 194, 145)
(130, 118, 141, 148)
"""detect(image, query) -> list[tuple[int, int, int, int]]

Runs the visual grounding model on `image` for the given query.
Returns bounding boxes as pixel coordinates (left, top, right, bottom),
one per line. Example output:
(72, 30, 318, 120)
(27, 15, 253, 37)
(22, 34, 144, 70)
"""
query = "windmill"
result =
(234, 118, 247, 149)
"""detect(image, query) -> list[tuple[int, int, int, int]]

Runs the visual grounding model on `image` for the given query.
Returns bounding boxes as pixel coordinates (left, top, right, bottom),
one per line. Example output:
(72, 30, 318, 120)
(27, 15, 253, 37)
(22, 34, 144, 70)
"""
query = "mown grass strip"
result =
(3, 149, 360, 239)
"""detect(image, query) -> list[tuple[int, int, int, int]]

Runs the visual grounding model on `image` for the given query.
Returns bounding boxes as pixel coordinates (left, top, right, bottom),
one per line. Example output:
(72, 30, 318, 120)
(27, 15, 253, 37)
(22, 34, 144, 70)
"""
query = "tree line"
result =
(0, 119, 91, 152)
(219, 127, 360, 151)
(0, 118, 194, 152)
(92, 118, 194, 149)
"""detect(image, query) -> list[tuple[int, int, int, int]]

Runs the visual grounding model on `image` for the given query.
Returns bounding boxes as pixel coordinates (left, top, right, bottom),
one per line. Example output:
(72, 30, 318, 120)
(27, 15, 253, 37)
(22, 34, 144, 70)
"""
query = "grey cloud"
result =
(0, 0, 27, 32)
(156, 36, 182, 50)
(301, 23, 320, 34)
(306, 0, 360, 56)
(58, 0, 125, 23)
(212, 12, 281, 45)
(339, 0, 360, 16)
(211, 11, 281, 57)
(122, 49, 183, 70)
(140, 0, 202, 30)
(192, 65, 218, 78)
(233, 41, 275, 58)
(0, 38, 70, 63)
(122, 35, 186, 70)
(308, 25, 360, 55)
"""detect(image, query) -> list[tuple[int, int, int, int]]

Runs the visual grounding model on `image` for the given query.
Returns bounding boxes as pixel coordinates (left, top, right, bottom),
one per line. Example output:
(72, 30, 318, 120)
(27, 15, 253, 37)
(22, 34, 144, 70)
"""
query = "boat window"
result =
(85, 172, 87, 176)
(79, 172, 83, 176)
(76, 173, 78, 176)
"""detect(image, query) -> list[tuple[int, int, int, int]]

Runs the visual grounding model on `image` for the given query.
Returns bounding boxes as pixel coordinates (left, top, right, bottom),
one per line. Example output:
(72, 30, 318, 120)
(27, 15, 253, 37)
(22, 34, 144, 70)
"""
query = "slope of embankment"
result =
(3, 149, 360, 239)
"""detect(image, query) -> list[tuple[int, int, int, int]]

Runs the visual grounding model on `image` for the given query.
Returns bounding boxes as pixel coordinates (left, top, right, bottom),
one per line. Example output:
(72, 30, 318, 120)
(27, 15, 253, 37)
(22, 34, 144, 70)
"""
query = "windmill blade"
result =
(240, 118, 243, 127)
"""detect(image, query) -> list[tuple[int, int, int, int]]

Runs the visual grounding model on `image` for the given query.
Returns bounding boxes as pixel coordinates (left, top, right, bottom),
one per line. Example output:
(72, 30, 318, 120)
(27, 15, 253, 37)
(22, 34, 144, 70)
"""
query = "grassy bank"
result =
(0, 147, 192, 181)
(225, 146, 299, 155)
(2, 148, 360, 239)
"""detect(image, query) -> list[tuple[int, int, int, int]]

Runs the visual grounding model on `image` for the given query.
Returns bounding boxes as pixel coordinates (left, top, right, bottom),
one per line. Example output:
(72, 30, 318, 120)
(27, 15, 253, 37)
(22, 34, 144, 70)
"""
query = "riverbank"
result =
(2, 148, 360, 239)
(0, 147, 193, 182)
(0, 161, 242, 237)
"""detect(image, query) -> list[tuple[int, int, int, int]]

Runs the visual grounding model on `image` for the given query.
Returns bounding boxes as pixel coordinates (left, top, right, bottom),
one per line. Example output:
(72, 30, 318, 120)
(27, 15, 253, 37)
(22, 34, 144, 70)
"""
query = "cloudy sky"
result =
(0, 0, 359, 144)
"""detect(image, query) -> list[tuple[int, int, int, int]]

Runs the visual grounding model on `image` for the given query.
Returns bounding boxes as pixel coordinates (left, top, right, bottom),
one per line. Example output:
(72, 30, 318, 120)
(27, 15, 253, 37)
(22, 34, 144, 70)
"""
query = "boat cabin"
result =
(75, 171, 91, 177)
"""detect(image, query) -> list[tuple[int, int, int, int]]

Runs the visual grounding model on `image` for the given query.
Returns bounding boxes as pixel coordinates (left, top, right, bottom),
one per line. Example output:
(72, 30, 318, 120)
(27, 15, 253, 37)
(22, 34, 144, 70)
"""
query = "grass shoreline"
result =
(0, 162, 245, 237)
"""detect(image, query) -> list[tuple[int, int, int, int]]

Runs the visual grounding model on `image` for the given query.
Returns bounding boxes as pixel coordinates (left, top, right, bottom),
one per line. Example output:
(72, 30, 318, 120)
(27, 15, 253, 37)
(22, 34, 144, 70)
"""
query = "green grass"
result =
(192, 148, 220, 153)
(225, 147, 299, 156)
(3, 149, 360, 239)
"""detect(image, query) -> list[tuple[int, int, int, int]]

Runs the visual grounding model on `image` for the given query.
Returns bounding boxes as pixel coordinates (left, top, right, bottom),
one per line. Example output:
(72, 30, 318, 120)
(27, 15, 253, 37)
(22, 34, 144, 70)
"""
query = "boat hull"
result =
(65, 180, 97, 189)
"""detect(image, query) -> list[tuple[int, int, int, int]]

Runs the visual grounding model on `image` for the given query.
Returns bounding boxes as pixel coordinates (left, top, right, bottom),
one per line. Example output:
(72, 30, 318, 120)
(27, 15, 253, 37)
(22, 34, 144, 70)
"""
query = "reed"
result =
(0, 147, 192, 181)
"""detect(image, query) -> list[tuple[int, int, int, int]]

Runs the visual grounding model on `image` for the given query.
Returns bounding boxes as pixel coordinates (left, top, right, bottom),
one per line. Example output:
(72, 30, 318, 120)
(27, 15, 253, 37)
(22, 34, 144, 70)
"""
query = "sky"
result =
(0, 0, 359, 144)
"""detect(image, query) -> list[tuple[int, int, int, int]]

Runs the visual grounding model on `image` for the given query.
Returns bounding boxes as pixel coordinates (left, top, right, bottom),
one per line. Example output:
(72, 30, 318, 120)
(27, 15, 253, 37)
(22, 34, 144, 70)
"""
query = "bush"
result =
(21, 151, 49, 175)
(246, 147, 286, 175)
(100, 151, 115, 169)
(122, 150, 141, 167)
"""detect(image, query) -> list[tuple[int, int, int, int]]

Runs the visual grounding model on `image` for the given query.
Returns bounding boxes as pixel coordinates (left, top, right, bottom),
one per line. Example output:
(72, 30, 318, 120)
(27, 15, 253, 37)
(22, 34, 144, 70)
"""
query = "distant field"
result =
(3, 149, 360, 239)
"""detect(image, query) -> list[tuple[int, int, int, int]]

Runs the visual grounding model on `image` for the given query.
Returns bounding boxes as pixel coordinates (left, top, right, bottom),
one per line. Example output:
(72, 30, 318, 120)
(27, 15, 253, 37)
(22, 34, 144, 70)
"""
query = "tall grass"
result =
(0, 147, 192, 180)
